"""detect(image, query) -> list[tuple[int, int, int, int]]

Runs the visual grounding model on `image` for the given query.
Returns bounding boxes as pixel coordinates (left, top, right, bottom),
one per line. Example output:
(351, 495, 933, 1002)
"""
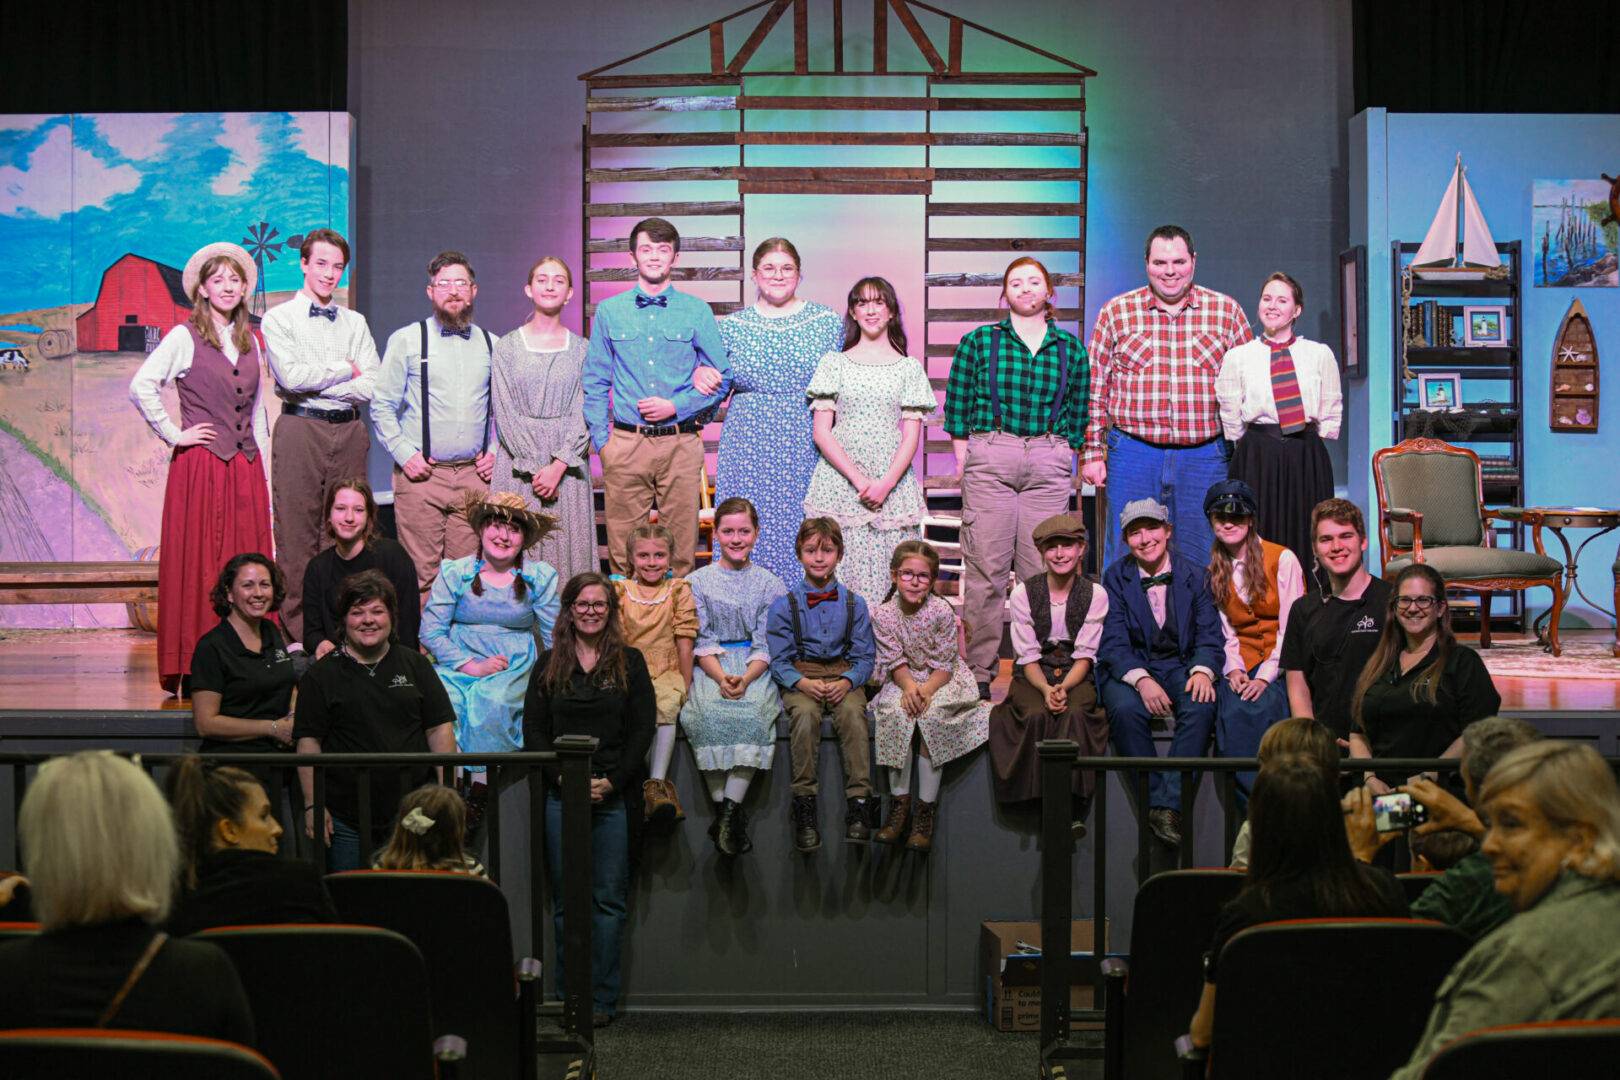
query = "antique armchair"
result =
(1372, 437, 1565, 655)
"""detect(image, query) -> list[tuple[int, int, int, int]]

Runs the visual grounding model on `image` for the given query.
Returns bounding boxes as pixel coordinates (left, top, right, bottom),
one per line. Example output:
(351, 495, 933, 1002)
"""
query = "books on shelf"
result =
(1404, 301, 1462, 347)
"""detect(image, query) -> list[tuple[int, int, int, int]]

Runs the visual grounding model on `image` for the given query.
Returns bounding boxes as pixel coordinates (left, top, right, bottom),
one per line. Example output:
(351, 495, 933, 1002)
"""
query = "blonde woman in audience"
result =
(372, 783, 486, 876)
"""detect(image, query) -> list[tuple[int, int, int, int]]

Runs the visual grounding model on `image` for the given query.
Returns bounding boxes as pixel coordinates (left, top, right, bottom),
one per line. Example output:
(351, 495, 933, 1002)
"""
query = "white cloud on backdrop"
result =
(212, 114, 265, 196)
(90, 113, 180, 162)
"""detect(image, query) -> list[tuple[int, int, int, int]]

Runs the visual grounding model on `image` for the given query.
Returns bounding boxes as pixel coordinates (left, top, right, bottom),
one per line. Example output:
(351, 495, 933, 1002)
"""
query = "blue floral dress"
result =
(421, 556, 560, 765)
(679, 561, 786, 772)
(716, 302, 844, 586)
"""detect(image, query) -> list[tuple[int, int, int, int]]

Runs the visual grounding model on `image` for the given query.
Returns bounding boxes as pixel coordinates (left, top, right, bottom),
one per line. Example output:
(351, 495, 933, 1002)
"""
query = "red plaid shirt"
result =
(1082, 284, 1253, 466)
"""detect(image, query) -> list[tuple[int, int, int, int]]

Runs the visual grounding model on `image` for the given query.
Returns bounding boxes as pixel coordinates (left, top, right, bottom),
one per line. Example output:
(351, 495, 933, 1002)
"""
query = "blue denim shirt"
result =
(765, 580, 876, 690)
(582, 285, 730, 450)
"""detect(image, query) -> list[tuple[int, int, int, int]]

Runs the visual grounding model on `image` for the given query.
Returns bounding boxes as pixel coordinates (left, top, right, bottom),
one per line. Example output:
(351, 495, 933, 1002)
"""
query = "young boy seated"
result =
(1097, 498, 1225, 848)
(766, 518, 878, 852)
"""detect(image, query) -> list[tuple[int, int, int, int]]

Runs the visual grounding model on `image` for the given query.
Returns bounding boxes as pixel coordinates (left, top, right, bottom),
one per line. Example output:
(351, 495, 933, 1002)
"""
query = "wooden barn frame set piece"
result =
(579, 0, 1094, 495)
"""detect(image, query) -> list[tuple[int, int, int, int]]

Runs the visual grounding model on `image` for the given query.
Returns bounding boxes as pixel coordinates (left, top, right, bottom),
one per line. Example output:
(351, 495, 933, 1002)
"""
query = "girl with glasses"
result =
(1348, 563, 1500, 796)
(868, 540, 990, 851)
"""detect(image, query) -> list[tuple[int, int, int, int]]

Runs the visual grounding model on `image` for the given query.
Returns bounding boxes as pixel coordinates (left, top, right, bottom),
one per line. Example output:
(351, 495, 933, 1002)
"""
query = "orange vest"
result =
(1222, 540, 1285, 672)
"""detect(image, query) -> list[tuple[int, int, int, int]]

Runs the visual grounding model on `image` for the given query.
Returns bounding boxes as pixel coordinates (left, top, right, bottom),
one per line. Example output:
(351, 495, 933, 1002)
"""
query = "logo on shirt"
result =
(274, 649, 289, 664)
(390, 674, 411, 688)
(1354, 616, 1378, 633)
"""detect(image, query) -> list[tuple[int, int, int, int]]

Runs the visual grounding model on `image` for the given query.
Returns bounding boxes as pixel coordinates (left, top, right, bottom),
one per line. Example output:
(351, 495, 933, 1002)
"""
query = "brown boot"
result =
(906, 799, 938, 852)
(873, 794, 912, 844)
(643, 778, 684, 824)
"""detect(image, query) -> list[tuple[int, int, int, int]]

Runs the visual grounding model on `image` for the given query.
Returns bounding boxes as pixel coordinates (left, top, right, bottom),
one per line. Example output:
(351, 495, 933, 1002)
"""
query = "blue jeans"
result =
(327, 815, 361, 872)
(545, 791, 630, 1016)
(1215, 664, 1291, 810)
(1103, 429, 1228, 566)
(1100, 660, 1217, 811)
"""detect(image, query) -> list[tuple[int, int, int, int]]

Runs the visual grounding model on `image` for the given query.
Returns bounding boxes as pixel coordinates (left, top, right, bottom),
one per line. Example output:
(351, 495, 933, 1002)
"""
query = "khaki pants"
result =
(271, 412, 369, 644)
(960, 432, 1076, 681)
(782, 658, 872, 798)
(600, 428, 703, 578)
(392, 460, 485, 600)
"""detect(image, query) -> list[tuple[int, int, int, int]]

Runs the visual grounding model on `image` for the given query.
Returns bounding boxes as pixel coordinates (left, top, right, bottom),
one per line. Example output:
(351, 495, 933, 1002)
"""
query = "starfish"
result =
(1558, 345, 1579, 363)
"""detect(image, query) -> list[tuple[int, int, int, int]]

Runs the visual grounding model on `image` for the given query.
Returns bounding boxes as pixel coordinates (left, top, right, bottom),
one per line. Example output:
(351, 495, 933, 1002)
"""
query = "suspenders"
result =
(417, 319, 495, 461)
(787, 588, 857, 660)
(987, 326, 1070, 434)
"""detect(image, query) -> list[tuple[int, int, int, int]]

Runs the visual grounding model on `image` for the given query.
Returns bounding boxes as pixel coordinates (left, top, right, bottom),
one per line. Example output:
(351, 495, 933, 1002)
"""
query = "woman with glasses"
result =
(714, 238, 843, 586)
(1348, 563, 1500, 795)
(802, 276, 936, 601)
(524, 572, 655, 1028)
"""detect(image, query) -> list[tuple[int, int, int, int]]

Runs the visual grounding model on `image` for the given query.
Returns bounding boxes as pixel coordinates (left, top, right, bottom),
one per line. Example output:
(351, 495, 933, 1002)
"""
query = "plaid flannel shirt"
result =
(1081, 285, 1252, 466)
(943, 317, 1090, 450)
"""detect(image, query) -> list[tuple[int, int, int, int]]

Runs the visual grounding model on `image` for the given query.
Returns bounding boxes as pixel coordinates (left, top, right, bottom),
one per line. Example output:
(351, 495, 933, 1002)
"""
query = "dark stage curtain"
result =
(0, 0, 345, 114)
(1355, 0, 1620, 113)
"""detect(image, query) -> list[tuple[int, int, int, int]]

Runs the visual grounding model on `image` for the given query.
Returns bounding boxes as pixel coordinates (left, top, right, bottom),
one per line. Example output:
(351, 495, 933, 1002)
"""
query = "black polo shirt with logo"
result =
(190, 618, 296, 758)
(1279, 575, 1393, 740)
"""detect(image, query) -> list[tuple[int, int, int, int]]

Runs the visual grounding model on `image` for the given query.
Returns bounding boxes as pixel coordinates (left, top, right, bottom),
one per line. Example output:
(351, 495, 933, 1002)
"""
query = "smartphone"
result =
(1372, 791, 1430, 833)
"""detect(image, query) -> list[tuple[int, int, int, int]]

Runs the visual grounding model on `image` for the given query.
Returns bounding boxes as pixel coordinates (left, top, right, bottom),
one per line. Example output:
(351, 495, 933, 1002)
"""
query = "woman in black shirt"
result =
(301, 478, 421, 655)
(165, 756, 335, 936)
(524, 571, 655, 1026)
(190, 553, 297, 811)
(294, 569, 458, 871)
(1349, 563, 1500, 794)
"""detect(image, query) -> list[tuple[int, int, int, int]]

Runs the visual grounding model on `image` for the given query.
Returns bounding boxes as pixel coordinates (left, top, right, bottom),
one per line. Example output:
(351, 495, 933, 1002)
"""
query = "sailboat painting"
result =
(1412, 154, 1506, 282)
(1531, 179, 1619, 288)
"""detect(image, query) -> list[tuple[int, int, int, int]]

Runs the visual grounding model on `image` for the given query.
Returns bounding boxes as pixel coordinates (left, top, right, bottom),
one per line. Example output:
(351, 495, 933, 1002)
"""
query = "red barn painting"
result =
(75, 253, 192, 353)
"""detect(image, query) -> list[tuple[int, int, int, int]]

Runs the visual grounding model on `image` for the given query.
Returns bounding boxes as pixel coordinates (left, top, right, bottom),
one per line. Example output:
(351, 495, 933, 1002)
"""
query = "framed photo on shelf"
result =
(1463, 305, 1508, 347)
(1338, 245, 1367, 377)
(1418, 373, 1464, 412)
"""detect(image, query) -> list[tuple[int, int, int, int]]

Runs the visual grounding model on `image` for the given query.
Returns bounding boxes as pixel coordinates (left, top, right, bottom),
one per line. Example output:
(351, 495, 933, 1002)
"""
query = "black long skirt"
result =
(1230, 422, 1334, 581)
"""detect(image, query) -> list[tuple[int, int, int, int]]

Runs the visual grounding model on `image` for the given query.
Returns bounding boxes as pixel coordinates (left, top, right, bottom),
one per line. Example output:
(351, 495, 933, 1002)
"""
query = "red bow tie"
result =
(806, 589, 839, 608)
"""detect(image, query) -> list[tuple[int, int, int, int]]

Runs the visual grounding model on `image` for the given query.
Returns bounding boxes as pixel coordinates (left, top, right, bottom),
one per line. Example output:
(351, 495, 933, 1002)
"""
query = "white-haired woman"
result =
(0, 751, 254, 1042)
(1392, 740, 1620, 1080)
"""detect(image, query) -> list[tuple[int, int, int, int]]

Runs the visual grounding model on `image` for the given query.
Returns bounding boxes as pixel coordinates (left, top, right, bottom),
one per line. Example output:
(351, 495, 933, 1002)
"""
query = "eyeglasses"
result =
(896, 570, 931, 582)
(432, 278, 471, 291)
(1395, 596, 1438, 612)
(572, 600, 609, 613)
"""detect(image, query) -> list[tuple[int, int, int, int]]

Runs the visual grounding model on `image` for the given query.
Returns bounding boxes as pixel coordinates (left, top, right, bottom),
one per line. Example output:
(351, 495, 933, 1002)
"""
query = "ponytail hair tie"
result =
(402, 807, 436, 835)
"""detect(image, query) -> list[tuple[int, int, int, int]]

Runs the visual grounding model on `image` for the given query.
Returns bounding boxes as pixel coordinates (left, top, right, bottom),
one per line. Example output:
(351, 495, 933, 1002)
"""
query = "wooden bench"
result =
(0, 562, 159, 605)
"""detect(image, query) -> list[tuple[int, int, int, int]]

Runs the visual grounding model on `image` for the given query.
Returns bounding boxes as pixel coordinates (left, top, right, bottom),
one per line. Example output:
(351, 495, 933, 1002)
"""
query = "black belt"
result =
(282, 402, 359, 424)
(971, 428, 1062, 439)
(613, 418, 702, 437)
(1123, 430, 1222, 451)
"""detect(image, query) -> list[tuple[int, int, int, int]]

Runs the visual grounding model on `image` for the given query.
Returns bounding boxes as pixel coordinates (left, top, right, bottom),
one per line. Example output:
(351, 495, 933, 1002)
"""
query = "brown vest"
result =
(176, 323, 261, 463)
(1221, 540, 1284, 671)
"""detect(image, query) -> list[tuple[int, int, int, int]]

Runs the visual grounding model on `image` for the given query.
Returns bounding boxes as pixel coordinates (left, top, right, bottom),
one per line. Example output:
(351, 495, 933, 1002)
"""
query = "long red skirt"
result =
(156, 446, 273, 692)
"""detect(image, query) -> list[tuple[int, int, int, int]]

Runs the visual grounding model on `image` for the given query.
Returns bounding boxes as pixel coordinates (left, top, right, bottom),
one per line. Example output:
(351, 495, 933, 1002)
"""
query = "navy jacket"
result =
(1097, 554, 1225, 682)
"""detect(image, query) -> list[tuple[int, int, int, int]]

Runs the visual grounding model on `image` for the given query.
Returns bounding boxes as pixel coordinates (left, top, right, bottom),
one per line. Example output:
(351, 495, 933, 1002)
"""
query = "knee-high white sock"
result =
(724, 767, 755, 804)
(916, 755, 943, 803)
(890, 756, 914, 796)
(649, 725, 677, 781)
(702, 770, 726, 803)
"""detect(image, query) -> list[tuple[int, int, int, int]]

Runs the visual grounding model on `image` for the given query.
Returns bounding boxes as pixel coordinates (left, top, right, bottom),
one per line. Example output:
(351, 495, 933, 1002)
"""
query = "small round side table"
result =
(1527, 507, 1620, 657)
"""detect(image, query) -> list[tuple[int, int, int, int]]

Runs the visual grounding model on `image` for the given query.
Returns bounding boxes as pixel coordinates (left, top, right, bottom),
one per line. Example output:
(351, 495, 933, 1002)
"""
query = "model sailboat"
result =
(1412, 154, 1504, 281)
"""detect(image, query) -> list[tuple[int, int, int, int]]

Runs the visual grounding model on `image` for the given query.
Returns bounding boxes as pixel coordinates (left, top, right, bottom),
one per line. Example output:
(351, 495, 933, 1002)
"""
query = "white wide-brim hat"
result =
(183, 241, 258, 302)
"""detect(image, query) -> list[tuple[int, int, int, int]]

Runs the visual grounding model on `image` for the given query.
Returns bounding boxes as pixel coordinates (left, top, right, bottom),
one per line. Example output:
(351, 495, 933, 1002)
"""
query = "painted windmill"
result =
(238, 222, 305, 315)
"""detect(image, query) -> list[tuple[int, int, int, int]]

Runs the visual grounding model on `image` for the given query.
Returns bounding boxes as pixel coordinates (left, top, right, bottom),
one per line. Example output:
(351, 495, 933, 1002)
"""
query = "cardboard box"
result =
(981, 919, 1108, 1032)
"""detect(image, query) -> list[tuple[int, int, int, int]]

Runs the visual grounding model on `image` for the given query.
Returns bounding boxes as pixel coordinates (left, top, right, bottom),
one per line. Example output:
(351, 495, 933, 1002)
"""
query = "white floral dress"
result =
(802, 351, 936, 602)
(870, 594, 990, 767)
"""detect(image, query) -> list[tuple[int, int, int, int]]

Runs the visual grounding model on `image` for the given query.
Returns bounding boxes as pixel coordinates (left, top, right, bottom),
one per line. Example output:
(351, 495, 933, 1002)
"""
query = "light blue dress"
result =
(422, 556, 560, 763)
(679, 562, 786, 772)
(716, 302, 844, 586)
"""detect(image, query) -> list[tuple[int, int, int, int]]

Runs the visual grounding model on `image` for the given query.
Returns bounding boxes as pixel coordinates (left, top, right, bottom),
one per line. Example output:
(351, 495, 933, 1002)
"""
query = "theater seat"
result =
(1419, 1019, 1620, 1079)
(0, 1028, 279, 1080)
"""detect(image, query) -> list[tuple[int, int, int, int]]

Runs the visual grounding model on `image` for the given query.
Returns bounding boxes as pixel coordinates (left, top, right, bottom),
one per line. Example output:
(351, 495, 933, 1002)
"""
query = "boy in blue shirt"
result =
(767, 518, 878, 852)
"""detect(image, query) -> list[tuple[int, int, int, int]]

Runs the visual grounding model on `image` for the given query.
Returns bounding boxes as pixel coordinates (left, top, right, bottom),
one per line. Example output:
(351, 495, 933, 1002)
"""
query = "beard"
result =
(434, 299, 475, 333)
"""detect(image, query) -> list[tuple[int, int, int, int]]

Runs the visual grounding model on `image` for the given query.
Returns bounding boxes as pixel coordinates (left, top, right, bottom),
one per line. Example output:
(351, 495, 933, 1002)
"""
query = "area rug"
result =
(1475, 636, 1620, 680)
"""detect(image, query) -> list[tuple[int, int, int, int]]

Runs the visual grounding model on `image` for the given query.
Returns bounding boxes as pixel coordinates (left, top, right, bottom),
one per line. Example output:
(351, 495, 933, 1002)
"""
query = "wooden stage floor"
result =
(2, 627, 1618, 714)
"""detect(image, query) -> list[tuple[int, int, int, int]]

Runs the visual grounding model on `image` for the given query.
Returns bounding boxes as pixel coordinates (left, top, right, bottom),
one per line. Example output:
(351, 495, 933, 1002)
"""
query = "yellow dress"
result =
(613, 577, 698, 726)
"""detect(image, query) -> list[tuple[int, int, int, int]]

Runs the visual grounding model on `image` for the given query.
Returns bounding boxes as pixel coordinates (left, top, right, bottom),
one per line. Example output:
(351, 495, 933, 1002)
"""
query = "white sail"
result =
(1459, 167, 1502, 268)
(1413, 154, 1462, 267)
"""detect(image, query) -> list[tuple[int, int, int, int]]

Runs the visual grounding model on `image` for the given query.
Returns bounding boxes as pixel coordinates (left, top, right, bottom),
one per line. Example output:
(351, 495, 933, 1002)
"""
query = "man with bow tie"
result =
(1097, 498, 1224, 848)
(374, 250, 497, 601)
(261, 228, 380, 644)
(583, 217, 730, 578)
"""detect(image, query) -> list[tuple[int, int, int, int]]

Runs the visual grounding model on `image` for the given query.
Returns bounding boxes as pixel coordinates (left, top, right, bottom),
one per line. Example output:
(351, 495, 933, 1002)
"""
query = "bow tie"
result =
(308, 304, 338, 322)
(805, 588, 839, 608)
(635, 293, 668, 309)
(440, 326, 472, 339)
(1141, 573, 1173, 589)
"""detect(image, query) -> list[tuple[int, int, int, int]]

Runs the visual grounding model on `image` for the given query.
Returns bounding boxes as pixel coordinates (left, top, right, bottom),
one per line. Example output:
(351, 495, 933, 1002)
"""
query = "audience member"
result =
(373, 784, 486, 876)
(524, 572, 656, 1027)
(1409, 829, 1477, 874)
(0, 751, 254, 1043)
(1391, 741, 1620, 1080)
(301, 477, 422, 655)
(1350, 564, 1500, 794)
(165, 756, 335, 936)
(1188, 754, 1408, 1049)
(1228, 715, 1339, 870)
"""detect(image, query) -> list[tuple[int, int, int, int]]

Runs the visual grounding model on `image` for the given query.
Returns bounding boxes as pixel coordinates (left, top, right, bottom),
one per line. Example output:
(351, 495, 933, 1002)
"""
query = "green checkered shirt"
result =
(943, 318, 1090, 449)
